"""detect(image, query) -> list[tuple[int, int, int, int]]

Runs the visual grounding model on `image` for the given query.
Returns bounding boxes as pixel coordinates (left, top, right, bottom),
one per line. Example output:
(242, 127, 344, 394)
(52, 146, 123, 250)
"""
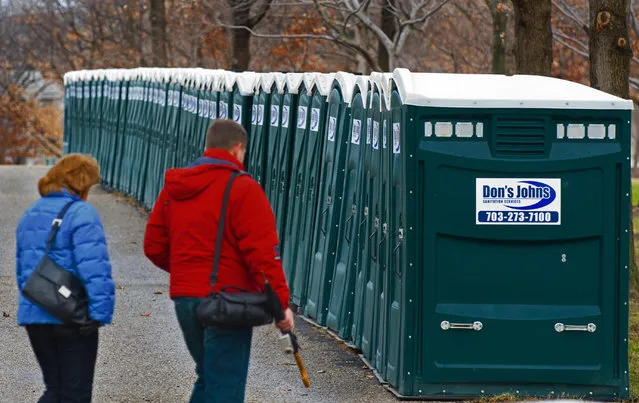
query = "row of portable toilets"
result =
(63, 67, 633, 399)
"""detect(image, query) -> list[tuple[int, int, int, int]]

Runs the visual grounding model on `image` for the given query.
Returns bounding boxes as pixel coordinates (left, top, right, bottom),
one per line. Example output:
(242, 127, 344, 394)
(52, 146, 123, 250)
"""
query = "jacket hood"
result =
(165, 149, 244, 201)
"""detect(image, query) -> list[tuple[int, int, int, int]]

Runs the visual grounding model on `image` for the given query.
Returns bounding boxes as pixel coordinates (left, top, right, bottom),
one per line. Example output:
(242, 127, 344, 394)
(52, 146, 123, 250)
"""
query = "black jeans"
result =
(26, 325, 99, 403)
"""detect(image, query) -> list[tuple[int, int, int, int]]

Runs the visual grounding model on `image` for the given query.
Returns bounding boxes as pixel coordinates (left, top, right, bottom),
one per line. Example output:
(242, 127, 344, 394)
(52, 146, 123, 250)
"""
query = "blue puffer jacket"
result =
(15, 190, 115, 325)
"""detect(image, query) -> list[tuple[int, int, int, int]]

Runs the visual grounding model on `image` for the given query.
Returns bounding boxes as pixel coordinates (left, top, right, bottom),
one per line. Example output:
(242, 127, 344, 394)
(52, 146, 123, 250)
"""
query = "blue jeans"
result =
(174, 297, 253, 403)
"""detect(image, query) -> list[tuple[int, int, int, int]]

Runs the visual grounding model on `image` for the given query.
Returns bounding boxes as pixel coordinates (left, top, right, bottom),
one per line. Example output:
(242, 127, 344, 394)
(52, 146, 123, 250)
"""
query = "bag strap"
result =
(45, 201, 76, 254)
(210, 171, 243, 285)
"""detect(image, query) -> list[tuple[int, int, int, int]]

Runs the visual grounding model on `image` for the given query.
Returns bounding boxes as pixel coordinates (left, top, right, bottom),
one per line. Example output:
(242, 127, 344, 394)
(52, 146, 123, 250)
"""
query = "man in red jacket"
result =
(144, 119, 293, 403)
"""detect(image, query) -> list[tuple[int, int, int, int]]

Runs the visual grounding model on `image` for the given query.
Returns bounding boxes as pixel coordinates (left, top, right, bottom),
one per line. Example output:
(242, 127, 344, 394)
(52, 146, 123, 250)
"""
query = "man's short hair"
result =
(206, 119, 248, 150)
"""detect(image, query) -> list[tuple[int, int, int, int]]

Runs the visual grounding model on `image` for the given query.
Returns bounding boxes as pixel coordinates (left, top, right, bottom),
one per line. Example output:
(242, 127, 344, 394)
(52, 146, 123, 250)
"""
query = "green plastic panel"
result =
(326, 89, 366, 340)
(305, 87, 350, 325)
(281, 88, 311, 302)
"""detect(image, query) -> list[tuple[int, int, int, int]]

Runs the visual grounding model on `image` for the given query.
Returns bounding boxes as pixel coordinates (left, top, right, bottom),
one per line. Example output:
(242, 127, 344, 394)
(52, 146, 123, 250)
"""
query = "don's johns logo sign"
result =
(476, 178, 561, 225)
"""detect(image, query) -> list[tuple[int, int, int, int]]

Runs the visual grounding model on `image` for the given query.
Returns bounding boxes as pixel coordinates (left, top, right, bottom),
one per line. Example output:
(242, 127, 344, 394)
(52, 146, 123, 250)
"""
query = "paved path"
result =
(0, 166, 407, 403)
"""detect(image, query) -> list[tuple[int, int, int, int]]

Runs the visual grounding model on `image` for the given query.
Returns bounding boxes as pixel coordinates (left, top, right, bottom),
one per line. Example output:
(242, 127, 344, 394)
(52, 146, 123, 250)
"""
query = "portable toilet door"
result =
(373, 72, 394, 376)
(62, 74, 73, 155)
(248, 77, 262, 177)
(218, 71, 233, 122)
(232, 71, 256, 133)
(282, 73, 316, 308)
(325, 75, 368, 340)
(274, 73, 304, 258)
(264, 72, 287, 205)
(247, 73, 271, 185)
(384, 80, 405, 388)
(351, 79, 374, 350)
(112, 71, 130, 190)
(165, 72, 184, 171)
(359, 76, 383, 363)
(305, 72, 352, 326)
(393, 68, 633, 399)
(294, 73, 332, 312)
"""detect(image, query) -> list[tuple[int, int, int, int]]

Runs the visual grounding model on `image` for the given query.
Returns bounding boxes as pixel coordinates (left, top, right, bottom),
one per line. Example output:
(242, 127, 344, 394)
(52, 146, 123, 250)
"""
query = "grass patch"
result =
(632, 179, 639, 207)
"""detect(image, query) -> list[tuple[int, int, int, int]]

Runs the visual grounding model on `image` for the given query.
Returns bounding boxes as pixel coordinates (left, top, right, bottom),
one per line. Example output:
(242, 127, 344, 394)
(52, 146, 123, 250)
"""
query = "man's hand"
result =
(276, 308, 294, 333)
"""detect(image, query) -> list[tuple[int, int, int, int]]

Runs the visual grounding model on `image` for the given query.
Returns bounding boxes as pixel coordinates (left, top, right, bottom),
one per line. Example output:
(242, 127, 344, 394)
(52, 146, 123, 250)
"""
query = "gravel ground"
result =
(0, 165, 411, 403)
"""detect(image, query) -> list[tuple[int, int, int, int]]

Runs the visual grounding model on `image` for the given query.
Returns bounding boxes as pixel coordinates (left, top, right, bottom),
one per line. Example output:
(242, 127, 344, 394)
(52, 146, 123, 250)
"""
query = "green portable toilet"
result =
(281, 72, 316, 306)
(196, 69, 222, 152)
(130, 70, 154, 198)
(264, 72, 287, 203)
(164, 69, 184, 171)
(274, 73, 303, 251)
(231, 72, 257, 165)
(372, 72, 394, 376)
(248, 73, 269, 181)
(351, 79, 374, 350)
(119, 69, 142, 194)
(326, 75, 370, 341)
(305, 72, 356, 326)
(140, 69, 170, 208)
(218, 72, 232, 122)
(294, 73, 334, 314)
(359, 74, 385, 364)
(112, 70, 130, 190)
(385, 68, 633, 399)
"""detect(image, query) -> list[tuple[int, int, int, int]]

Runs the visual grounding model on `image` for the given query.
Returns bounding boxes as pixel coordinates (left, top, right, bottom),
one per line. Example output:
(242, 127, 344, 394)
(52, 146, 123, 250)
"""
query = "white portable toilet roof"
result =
(369, 72, 392, 110)
(273, 73, 287, 94)
(285, 73, 304, 94)
(392, 68, 634, 110)
(333, 72, 357, 105)
(223, 71, 236, 92)
(302, 72, 318, 95)
(314, 73, 336, 97)
(260, 73, 277, 94)
(354, 75, 370, 107)
(234, 71, 257, 96)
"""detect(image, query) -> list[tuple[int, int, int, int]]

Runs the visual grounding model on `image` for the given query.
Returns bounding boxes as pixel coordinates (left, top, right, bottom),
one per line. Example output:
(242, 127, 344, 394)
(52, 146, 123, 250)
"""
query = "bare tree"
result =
(224, 0, 273, 70)
(150, 0, 168, 66)
(512, 0, 553, 75)
(486, 0, 509, 74)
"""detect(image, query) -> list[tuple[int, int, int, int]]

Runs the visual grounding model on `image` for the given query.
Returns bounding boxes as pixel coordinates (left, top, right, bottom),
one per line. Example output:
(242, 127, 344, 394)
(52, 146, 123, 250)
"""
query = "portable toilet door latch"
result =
(554, 323, 596, 333)
(441, 321, 483, 331)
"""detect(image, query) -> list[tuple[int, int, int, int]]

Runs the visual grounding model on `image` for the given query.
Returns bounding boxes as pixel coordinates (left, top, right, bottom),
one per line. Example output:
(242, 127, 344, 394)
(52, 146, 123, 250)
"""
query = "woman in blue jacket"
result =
(15, 154, 115, 403)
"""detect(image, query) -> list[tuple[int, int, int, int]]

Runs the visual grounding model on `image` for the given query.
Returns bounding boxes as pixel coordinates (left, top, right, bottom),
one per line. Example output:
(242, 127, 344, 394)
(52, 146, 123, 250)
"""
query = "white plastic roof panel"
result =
(260, 73, 276, 94)
(302, 72, 318, 95)
(369, 72, 390, 110)
(285, 73, 304, 94)
(223, 71, 237, 92)
(273, 73, 287, 94)
(314, 73, 336, 97)
(393, 68, 634, 110)
(354, 75, 369, 107)
(235, 71, 257, 96)
(333, 72, 357, 105)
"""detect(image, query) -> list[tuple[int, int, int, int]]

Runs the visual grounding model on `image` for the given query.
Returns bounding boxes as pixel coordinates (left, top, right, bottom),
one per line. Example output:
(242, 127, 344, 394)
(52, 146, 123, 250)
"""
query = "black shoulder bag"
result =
(22, 201, 91, 325)
(196, 171, 274, 329)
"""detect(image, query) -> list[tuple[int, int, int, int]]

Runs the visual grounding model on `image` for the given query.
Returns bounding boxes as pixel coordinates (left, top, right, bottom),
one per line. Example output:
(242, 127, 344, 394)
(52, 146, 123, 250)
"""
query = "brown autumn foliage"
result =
(0, 85, 62, 164)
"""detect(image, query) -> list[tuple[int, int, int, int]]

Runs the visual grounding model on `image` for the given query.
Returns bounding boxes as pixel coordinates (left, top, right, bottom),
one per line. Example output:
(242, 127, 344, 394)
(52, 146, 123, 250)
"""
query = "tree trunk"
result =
(378, 0, 396, 72)
(150, 0, 168, 66)
(228, 0, 252, 71)
(487, 0, 508, 74)
(588, 0, 635, 294)
(511, 0, 552, 75)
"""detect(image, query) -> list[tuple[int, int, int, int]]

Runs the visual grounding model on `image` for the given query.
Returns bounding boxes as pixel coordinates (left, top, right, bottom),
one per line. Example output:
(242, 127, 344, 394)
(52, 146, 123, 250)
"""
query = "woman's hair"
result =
(38, 154, 101, 199)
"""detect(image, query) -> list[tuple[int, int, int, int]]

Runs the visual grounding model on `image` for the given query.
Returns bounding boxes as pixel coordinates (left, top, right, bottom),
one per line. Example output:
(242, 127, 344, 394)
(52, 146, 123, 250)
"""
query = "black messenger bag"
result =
(22, 201, 91, 325)
(195, 171, 274, 329)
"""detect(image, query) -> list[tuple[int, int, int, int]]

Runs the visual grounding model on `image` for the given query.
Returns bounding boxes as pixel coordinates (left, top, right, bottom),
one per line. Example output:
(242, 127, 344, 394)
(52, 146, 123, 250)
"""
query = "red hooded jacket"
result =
(143, 149, 290, 309)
